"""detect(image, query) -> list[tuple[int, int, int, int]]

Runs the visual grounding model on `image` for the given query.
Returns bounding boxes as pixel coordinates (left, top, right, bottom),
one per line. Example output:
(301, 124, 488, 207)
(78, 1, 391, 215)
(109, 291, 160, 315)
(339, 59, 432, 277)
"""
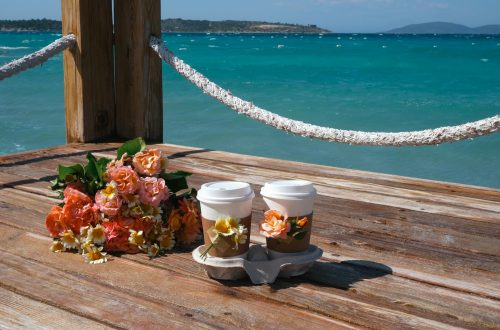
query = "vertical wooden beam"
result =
(61, 0, 115, 143)
(114, 0, 163, 142)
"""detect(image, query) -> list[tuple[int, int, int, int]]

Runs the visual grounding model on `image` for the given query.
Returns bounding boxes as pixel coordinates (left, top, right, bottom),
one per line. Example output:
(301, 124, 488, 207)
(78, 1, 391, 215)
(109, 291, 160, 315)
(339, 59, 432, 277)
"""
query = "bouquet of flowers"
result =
(45, 138, 202, 264)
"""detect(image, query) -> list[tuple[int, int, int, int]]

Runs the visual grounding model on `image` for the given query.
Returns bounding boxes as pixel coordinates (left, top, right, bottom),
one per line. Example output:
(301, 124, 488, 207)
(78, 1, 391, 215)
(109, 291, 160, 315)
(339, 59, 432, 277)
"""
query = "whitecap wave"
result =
(0, 46, 30, 50)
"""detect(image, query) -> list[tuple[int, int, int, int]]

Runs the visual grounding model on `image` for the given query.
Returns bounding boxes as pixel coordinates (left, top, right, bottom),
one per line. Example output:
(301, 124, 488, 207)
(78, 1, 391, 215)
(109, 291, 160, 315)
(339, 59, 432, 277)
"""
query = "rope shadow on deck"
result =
(0, 147, 117, 168)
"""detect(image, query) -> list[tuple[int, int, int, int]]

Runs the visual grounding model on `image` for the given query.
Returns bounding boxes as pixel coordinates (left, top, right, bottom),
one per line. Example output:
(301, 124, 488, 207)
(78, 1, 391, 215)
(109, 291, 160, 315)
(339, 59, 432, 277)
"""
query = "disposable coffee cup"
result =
(260, 180, 316, 254)
(197, 181, 254, 258)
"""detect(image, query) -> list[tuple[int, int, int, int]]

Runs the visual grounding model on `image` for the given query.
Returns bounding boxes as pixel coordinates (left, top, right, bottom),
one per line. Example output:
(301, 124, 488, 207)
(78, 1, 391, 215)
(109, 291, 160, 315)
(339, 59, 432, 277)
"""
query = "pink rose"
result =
(138, 177, 169, 207)
(105, 166, 139, 195)
(95, 189, 123, 216)
(132, 149, 162, 176)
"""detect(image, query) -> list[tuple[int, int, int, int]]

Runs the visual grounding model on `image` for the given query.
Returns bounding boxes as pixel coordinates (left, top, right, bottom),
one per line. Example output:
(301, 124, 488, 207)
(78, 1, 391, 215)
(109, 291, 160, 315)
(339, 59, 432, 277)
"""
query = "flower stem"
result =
(200, 235, 220, 260)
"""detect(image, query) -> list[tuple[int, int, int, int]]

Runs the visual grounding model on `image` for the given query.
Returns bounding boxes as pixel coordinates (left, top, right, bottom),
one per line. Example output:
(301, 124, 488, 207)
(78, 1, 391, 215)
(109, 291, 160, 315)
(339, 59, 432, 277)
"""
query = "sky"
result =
(0, 0, 499, 33)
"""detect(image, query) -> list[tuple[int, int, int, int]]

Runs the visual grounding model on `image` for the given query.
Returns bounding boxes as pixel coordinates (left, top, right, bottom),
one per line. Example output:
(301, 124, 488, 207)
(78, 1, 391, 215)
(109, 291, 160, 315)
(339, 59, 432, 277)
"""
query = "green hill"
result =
(0, 18, 329, 33)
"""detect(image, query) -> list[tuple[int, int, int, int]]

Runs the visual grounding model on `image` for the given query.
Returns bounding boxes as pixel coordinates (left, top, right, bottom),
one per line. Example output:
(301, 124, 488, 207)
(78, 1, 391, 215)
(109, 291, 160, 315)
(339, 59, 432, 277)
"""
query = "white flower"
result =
(60, 230, 79, 250)
(87, 224, 106, 245)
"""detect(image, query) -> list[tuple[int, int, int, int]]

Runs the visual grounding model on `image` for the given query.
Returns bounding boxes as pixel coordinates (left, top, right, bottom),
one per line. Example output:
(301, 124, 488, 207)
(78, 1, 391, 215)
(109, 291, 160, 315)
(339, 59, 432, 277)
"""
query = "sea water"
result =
(1, 32, 499, 188)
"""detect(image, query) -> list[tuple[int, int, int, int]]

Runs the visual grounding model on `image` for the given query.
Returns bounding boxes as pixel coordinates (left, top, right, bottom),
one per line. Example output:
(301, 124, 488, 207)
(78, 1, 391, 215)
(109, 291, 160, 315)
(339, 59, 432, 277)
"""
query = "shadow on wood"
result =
(214, 259, 392, 290)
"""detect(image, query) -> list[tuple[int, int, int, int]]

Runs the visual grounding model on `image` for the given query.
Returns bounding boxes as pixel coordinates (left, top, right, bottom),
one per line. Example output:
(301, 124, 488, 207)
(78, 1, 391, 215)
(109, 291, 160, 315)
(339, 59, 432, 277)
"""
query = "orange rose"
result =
(296, 217, 308, 228)
(167, 209, 182, 232)
(105, 165, 139, 195)
(177, 214, 201, 245)
(61, 186, 99, 233)
(260, 210, 290, 239)
(45, 205, 67, 237)
(132, 149, 162, 176)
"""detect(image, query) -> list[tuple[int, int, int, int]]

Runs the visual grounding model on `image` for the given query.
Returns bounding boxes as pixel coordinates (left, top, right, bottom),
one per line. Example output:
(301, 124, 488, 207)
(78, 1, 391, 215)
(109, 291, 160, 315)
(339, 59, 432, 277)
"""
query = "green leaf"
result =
(292, 230, 307, 240)
(116, 137, 146, 159)
(58, 164, 84, 181)
(96, 157, 111, 181)
(84, 153, 99, 182)
(161, 171, 192, 193)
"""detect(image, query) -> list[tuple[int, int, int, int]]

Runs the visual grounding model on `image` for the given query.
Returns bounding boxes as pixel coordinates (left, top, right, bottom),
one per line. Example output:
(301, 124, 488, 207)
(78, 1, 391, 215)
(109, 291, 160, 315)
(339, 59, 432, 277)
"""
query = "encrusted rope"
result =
(150, 36, 499, 146)
(0, 34, 76, 81)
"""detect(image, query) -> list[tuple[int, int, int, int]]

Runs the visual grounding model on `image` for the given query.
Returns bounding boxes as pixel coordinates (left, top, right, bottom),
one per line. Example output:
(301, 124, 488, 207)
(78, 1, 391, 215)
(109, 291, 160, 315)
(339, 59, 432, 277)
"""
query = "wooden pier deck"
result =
(0, 143, 499, 329)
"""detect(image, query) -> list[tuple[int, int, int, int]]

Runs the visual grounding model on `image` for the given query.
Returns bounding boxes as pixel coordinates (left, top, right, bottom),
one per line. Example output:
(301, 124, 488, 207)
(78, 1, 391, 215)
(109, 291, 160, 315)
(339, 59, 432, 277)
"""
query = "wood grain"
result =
(0, 287, 112, 329)
(114, 0, 163, 142)
(0, 143, 499, 329)
(61, 0, 115, 142)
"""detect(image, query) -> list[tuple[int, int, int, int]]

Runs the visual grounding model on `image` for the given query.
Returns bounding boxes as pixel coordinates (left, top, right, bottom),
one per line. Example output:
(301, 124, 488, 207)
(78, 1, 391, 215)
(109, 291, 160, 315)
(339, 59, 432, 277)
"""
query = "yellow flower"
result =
(60, 230, 79, 250)
(81, 240, 93, 253)
(87, 224, 106, 245)
(158, 228, 175, 251)
(49, 240, 65, 253)
(128, 230, 146, 247)
(147, 243, 160, 257)
(102, 181, 118, 198)
(214, 217, 239, 236)
(202, 217, 247, 258)
(83, 245, 107, 264)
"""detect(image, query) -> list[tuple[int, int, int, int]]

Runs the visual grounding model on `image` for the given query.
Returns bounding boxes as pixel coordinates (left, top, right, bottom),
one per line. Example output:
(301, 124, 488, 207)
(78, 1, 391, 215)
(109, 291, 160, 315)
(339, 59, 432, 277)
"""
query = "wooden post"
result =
(61, 0, 115, 143)
(114, 0, 163, 142)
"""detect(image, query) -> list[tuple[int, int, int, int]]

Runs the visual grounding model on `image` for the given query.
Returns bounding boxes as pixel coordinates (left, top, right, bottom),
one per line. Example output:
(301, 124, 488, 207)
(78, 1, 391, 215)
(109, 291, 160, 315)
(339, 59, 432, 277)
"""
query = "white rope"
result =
(0, 34, 76, 81)
(150, 36, 500, 146)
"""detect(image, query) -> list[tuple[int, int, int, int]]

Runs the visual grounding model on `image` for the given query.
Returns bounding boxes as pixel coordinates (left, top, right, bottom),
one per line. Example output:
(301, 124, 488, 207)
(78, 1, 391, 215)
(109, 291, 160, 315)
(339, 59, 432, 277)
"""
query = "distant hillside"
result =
(0, 19, 60, 32)
(161, 19, 329, 33)
(386, 22, 500, 34)
(0, 18, 329, 33)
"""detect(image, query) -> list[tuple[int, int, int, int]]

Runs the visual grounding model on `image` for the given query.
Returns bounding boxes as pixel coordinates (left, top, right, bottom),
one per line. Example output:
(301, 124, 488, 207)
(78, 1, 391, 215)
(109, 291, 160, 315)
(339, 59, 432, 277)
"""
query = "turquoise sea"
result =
(1, 32, 499, 188)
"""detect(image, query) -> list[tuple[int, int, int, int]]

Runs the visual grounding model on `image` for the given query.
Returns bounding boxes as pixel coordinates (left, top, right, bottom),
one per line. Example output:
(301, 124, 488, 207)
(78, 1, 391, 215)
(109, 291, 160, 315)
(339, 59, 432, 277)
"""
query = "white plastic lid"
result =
(197, 181, 254, 203)
(261, 180, 316, 199)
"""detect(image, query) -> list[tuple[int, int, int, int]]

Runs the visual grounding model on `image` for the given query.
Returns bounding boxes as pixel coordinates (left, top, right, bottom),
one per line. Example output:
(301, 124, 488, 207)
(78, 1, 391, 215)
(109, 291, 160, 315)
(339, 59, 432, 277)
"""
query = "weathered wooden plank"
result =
(61, 0, 115, 142)
(1, 143, 499, 328)
(49, 142, 500, 204)
(134, 249, 500, 330)
(3, 144, 499, 218)
(0, 191, 498, 329)
(3, 154, 499, 251)
(158, 155, 500, 221)
(0, 287, 113, 329)
(1, 163, 499, 298)
(1, 154, 498, 278)
(159, 143, 500, 202)
(114, 0, 163, 142)
(83, 146, 500, 217)
(0, 228, 354, 330)
(0, 250, 219, 330)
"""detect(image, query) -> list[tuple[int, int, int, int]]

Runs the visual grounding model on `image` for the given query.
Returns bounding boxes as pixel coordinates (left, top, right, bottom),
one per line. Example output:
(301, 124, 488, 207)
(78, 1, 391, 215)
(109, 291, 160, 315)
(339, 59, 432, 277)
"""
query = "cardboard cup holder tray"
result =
(192, 244, 323, 284)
